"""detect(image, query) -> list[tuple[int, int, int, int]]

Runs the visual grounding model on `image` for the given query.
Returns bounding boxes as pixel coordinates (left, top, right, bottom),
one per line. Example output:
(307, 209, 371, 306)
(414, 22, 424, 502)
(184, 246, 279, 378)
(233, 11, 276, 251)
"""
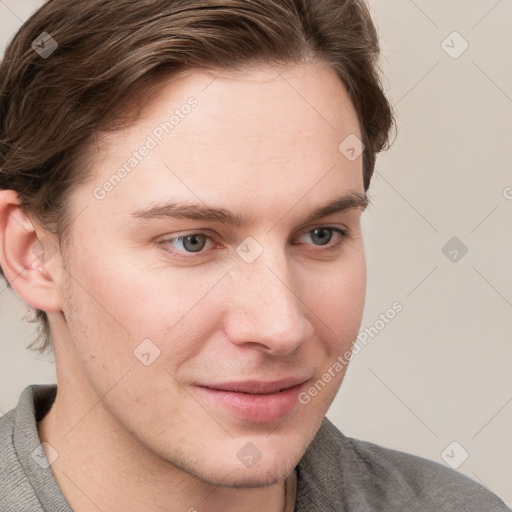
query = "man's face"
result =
(54, 61, 367, 486)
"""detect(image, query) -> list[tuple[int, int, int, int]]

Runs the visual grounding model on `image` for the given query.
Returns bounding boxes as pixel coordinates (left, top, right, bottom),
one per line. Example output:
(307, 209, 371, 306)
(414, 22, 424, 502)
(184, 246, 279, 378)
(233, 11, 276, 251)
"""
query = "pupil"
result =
(184, 235, 206, 252)
(312, 228, 331, 245)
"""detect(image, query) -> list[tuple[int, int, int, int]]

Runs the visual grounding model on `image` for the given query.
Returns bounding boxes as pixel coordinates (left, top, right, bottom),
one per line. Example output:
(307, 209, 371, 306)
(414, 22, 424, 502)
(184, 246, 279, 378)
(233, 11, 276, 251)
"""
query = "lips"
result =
(193, 376, 309, 423)
(198, 377, 308, 395)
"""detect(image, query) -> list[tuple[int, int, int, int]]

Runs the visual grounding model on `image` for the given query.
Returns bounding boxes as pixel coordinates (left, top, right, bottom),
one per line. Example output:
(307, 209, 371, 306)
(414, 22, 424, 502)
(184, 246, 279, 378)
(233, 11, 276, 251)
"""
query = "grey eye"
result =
(172, 234, 209, 253)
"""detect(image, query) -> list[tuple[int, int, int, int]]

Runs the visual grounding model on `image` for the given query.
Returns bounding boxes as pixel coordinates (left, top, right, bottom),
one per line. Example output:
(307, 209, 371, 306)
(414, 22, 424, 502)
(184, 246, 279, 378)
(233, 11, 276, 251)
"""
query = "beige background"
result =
(1, 0, 511, 506)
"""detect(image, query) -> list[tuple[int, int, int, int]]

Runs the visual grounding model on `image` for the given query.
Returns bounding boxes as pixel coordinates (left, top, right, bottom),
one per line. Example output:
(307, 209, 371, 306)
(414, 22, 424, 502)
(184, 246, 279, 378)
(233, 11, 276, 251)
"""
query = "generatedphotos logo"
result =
(93, 97, 199, 200)
(298, 301, 403, 405)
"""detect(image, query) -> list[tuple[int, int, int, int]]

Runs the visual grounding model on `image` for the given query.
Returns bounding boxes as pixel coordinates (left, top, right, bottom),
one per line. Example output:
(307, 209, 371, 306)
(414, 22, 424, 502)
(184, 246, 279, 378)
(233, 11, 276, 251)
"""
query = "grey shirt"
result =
(0, 384, 509, 511)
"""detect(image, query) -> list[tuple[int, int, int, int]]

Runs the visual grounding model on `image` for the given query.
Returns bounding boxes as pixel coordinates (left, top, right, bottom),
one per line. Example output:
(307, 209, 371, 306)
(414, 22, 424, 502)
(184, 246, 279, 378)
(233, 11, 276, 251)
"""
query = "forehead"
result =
(75, 61, 364, 226)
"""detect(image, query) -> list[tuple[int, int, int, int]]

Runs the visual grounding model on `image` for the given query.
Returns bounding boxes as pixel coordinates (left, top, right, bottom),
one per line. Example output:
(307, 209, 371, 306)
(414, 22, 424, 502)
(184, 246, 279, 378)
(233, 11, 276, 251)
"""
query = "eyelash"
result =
(157, 227, 349, 260)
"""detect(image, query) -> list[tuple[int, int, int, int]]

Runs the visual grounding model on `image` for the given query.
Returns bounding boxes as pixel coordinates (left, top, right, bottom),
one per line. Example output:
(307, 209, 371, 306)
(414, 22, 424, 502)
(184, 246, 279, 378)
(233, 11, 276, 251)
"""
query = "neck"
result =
(37, 386, 289, 512)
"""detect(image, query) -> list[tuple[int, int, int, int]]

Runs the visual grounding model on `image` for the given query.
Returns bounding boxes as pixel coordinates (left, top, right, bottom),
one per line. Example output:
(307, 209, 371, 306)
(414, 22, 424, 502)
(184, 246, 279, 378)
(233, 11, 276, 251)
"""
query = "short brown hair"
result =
(0, 0, 396, 354)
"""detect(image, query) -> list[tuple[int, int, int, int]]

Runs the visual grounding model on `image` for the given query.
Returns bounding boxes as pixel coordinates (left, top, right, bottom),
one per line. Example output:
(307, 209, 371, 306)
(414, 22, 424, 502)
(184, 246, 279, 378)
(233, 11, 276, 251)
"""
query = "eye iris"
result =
(311, 228, 332, 246)
(182, 234, 207, 252)
(174, 229, 338, 253)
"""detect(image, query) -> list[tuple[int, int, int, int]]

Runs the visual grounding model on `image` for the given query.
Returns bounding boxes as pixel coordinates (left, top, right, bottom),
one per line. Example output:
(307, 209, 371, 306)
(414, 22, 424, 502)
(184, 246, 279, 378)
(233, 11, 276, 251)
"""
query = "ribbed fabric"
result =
(1, 384, 509, 512)
(1, 385, 72, 512)
(294, 417, 510, 511)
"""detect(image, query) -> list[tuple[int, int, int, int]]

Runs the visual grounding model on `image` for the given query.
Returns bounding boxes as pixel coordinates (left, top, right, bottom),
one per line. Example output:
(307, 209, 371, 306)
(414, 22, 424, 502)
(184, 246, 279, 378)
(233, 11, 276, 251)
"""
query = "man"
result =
(0, 0, 508, 511)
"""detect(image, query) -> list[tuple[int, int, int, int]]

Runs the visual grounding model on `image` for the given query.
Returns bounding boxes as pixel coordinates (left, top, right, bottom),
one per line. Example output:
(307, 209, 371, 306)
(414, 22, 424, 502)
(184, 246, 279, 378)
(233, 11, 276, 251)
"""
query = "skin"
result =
(0, 61, 367, 511)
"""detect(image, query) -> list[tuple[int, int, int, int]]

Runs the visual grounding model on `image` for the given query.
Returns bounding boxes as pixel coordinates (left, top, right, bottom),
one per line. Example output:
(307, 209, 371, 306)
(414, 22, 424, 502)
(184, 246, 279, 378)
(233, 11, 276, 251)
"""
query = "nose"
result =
(222, 246, 313, 355)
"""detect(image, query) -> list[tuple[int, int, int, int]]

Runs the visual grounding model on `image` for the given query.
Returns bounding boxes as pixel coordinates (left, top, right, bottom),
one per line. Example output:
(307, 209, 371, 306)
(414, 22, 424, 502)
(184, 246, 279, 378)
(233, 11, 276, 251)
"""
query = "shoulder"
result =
(0, 385, 56, 511)
(0, 406, 19, 474)
(0, 404, 39, 510)
(296, 417, 510, 512)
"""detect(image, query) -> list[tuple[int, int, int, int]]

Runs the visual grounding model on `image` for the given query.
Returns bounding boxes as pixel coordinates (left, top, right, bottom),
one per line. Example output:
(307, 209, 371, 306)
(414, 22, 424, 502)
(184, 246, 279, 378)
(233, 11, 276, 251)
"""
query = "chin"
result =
(202, 462, 296, 489)
(198, 418, 319, 488)
(175, 445, 301, 489)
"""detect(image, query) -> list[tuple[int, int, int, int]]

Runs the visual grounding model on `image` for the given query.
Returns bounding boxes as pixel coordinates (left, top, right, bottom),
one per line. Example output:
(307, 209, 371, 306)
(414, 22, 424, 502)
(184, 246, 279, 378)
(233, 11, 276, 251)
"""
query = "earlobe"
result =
(0, 189, 64, 313)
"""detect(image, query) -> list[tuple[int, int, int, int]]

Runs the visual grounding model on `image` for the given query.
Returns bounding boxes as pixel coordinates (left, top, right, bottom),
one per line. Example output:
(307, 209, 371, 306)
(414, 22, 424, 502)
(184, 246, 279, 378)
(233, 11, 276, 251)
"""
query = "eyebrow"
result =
(129, 191, 369, 227)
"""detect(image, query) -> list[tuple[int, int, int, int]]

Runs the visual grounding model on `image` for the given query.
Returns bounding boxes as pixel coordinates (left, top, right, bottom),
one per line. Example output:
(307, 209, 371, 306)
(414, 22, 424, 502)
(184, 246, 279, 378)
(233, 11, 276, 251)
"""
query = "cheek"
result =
(66, 244, 187, 334)
(301, 248, 366, 347)
(64, 250, 221, 377)
(62, 269, 198, 429)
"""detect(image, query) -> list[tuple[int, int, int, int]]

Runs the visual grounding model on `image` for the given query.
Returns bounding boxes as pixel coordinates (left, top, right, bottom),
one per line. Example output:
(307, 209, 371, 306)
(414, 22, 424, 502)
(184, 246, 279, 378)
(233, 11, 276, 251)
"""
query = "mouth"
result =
(198, 377, 309, 394)
(193, 377, 309, 423)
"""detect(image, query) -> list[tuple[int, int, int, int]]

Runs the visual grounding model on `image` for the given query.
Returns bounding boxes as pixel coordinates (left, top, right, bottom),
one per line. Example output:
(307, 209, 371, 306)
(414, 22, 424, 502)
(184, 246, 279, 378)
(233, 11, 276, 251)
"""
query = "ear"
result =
(0, 189, 64, 313)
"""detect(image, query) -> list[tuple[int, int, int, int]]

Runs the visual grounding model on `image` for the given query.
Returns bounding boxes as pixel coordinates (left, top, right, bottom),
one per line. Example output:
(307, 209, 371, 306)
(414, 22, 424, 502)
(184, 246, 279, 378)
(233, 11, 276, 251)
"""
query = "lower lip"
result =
(194, 383, 305, 423)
